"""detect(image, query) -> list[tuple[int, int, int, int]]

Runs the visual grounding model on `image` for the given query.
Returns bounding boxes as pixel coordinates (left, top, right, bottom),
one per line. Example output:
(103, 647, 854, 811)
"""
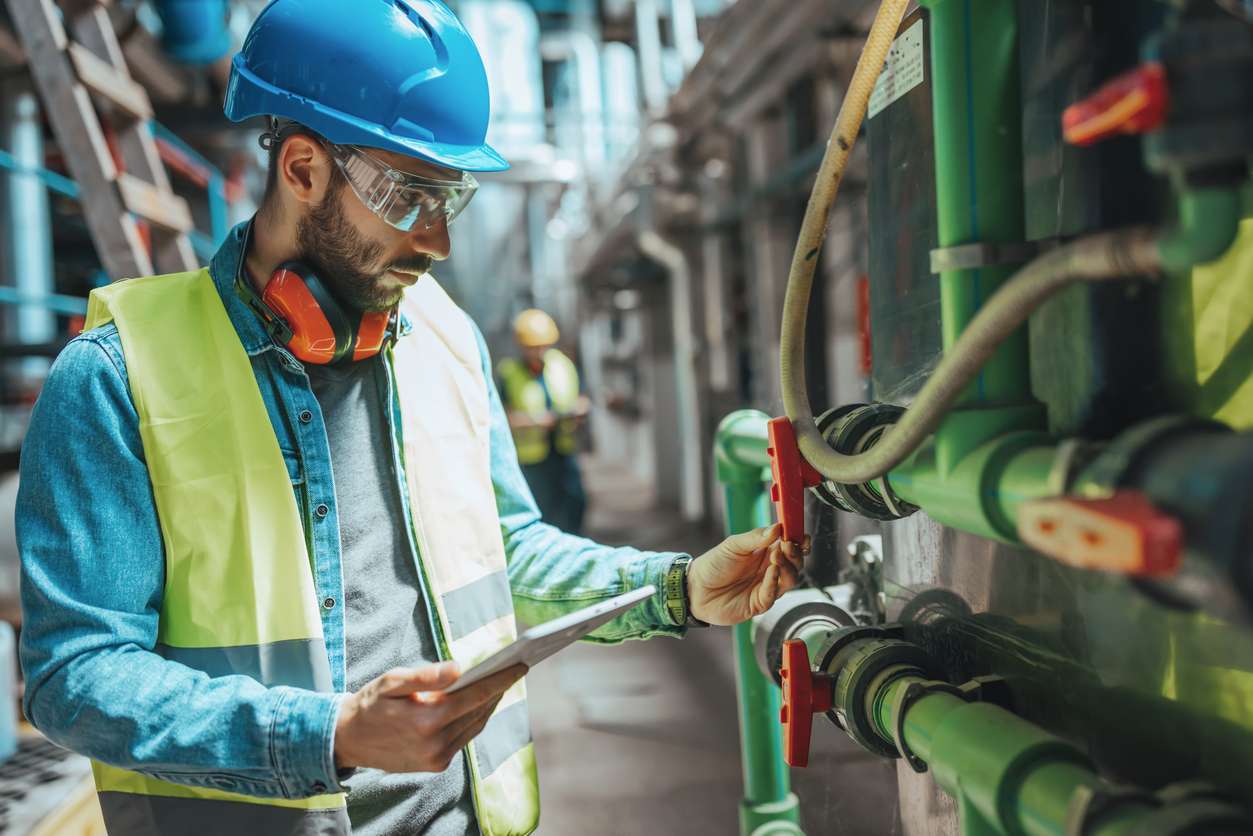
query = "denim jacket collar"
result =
(207, 220, 413, 359)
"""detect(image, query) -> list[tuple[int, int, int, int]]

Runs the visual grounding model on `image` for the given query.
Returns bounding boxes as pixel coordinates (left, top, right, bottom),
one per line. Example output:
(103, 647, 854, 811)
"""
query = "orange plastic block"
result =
(1018, 491, 1183, 577)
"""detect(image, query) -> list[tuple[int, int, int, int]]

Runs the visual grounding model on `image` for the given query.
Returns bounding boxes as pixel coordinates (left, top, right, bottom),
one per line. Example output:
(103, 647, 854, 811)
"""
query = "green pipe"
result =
(868, 674, 1162, 836)
(1158, 186, 1244, 273)
(715, 411, 803, 836)
(889, 430, 1058, 541)
(918, 0, 1034, 430)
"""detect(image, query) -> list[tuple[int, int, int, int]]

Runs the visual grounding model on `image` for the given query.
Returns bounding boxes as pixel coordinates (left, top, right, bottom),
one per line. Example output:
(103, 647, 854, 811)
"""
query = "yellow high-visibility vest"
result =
(85, 269, 540, 836)
(497, 350, 580, 465)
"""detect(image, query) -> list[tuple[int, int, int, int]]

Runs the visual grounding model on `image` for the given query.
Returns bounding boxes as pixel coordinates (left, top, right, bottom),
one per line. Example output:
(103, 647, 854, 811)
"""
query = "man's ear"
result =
(277, 134, 334, 208)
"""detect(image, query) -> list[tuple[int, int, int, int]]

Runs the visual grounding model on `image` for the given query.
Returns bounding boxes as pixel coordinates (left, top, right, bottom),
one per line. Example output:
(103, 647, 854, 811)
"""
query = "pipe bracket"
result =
(929, 240, 1053, 274)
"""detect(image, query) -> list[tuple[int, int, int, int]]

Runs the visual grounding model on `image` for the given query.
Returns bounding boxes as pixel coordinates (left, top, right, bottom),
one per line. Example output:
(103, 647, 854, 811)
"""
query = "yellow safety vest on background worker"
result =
(498, 350, 580, 466)
(84, 270, 539, 836)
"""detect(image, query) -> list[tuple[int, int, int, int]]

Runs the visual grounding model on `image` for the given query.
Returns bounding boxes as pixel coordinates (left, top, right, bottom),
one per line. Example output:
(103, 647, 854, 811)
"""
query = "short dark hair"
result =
(259, 119, 343, 209)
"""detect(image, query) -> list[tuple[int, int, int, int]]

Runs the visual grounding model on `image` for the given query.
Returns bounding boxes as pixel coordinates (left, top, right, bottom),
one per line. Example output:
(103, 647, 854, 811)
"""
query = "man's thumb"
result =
(379, 662, 460, 697)
(721, 523, 782, 555)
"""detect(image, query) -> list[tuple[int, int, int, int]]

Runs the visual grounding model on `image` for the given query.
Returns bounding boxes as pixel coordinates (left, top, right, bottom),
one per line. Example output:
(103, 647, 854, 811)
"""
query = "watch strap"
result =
(665, 556, 709, 628)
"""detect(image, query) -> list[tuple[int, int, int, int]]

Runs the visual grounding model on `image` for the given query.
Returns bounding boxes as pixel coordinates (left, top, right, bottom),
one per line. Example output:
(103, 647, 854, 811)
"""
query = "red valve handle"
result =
(779, 639, 834, 768)
(767, 418, 823, 545)
(1062, 62, 1169, 147)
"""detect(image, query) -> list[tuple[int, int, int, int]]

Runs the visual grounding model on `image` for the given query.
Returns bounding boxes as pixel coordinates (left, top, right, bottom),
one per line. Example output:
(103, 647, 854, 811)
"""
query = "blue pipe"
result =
(0, 147, 79, 199)
(154, 0, 233, 65)
(0, 287, 87, 317)
(2, 85, 56, 366)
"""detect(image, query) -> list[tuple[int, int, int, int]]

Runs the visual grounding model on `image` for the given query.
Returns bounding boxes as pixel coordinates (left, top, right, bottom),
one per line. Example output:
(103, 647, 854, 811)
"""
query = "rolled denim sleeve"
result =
(471, 322, 687, 641)
(17, 332, 342, 799)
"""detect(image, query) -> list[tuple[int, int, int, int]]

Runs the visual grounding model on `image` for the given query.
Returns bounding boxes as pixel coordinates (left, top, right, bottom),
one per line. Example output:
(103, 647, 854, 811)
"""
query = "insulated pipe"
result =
(669, 0, 703, 71)
(639, 230, 705, 522)
(1, 80, 54, 381)
(714, 411, 803, 836)
(540, 32, 607, 167)
(634, 0, 668, 114)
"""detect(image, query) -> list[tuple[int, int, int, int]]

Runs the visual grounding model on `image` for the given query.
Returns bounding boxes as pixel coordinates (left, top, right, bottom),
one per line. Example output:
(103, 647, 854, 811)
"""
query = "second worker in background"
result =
(498, 309, 590, 535)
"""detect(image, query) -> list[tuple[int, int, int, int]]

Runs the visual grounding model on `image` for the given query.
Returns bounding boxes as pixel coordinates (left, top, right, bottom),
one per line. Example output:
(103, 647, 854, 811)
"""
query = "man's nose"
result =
(409, 213, 451, 260)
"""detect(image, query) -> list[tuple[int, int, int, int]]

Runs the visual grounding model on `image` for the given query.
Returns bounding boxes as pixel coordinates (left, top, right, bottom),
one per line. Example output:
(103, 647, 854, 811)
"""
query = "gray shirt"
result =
(305, 357, 478, 836)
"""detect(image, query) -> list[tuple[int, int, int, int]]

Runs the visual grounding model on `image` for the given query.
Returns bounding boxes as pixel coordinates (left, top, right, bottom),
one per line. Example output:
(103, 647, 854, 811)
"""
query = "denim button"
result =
(311, 781, 327, 794)
(322, 597, 336, 610)
(299, 409, 313, 424)
(315, 503, 330, 519)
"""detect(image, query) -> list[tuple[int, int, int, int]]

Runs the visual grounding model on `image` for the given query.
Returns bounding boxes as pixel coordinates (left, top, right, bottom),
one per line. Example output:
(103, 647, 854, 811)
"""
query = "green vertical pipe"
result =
(869, 674, 1160, 836)
(716, 411, 803, 835)
(918, 0, 1039, 474)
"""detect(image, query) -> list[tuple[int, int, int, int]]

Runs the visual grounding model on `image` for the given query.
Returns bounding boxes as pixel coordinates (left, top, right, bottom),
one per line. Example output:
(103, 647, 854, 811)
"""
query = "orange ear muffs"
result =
(236, 258, 393, 365)
(260, 264, 393, 364)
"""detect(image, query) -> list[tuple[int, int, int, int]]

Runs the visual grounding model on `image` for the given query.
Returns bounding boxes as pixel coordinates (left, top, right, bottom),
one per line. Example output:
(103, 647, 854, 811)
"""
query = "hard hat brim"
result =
(225, 57, 511, 173)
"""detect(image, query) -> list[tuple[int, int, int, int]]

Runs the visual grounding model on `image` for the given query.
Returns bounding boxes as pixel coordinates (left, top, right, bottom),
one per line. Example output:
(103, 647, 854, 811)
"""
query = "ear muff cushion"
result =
(300, 271, 357, 364)
(262, 266, 339, 363)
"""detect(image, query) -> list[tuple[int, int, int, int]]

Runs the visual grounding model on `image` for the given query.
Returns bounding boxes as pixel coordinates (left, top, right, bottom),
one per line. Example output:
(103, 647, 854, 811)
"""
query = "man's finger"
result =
(379, 662, 460, 697)
(439, 664, 527, 717)
(443, 697, 503, 754)
(751, 562, 777, 608)
(777, 540, 805, 571)
(777, 562, 800, 594)
(721, 523, 783, 556)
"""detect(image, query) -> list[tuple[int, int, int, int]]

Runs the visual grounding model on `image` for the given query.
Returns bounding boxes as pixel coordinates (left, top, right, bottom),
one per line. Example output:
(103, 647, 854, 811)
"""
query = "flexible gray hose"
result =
(782, 227, 1163, 485)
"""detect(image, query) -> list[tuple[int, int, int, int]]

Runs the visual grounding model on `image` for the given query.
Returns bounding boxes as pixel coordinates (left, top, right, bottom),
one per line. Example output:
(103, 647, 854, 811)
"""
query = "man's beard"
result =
(295, 185, 433, 312)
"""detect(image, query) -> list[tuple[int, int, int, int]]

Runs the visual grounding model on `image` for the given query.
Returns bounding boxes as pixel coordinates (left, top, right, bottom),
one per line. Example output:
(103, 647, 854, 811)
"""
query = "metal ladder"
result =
(5, 0, 198, 279)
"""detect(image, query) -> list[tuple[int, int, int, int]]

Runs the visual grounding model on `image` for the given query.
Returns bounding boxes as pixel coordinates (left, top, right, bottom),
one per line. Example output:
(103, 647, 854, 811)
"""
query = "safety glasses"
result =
(324, 142, 478, 232)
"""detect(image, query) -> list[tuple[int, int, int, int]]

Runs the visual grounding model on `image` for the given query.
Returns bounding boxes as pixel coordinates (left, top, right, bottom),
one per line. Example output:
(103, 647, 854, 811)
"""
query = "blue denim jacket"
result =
(16, 222, 684, 800)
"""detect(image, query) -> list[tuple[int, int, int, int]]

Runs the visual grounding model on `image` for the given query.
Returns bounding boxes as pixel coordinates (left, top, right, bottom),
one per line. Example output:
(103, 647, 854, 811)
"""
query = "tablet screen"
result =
(442, 584, 657, 693)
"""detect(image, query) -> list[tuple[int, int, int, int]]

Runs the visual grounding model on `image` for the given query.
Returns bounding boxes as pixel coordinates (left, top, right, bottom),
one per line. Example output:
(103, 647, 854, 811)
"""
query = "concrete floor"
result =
(527, 456, 900, 836)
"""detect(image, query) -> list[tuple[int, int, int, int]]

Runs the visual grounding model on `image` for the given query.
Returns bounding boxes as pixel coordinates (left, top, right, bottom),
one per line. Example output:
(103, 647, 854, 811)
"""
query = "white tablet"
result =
(443, 584, 657, 693)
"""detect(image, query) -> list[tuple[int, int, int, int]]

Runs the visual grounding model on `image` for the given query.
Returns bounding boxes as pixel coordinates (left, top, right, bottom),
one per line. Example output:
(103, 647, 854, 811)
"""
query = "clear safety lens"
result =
(326, 144, 478, 232)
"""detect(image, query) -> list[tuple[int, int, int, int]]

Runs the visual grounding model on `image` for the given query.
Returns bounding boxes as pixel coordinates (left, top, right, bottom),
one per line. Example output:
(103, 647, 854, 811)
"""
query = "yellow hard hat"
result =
(514, 309, 559, 347)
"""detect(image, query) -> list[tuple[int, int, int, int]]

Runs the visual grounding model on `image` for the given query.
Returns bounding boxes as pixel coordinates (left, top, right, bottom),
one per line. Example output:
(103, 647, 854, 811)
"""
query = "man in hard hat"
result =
(497, 309, 590, 535)
(14, 2, 804, 836)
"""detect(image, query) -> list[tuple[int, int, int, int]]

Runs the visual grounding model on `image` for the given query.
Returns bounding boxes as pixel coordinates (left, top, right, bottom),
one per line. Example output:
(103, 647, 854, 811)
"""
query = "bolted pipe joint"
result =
(812, 405, 918, 521)
(752, 587, 859, 686)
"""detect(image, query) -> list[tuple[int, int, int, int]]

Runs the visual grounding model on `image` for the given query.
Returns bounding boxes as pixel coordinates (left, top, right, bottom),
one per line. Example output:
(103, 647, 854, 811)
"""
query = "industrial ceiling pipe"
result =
(539, 32, 607, 167)
(638, 229, 705, 522)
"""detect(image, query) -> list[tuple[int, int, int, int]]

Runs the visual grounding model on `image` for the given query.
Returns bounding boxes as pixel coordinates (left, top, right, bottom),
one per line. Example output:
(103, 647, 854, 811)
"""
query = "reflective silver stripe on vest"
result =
(156, 639, 334, 691)
(98, 792, 349, 836)
(472, 700, 532, 779)
(441, 570, 513, 641)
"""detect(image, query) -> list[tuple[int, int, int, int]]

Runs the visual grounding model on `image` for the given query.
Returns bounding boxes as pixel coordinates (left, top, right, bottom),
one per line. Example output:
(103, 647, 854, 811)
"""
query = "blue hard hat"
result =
(224, 0, 508, 172)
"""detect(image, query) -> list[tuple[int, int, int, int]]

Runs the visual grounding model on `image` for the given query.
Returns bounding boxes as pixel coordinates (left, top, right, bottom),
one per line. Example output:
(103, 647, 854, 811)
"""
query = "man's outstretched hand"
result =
(687, 524, 808, 626)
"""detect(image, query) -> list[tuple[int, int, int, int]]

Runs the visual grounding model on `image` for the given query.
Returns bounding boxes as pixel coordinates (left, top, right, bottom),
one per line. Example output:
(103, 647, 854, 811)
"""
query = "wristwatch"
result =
(664, 556, 709, 628)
